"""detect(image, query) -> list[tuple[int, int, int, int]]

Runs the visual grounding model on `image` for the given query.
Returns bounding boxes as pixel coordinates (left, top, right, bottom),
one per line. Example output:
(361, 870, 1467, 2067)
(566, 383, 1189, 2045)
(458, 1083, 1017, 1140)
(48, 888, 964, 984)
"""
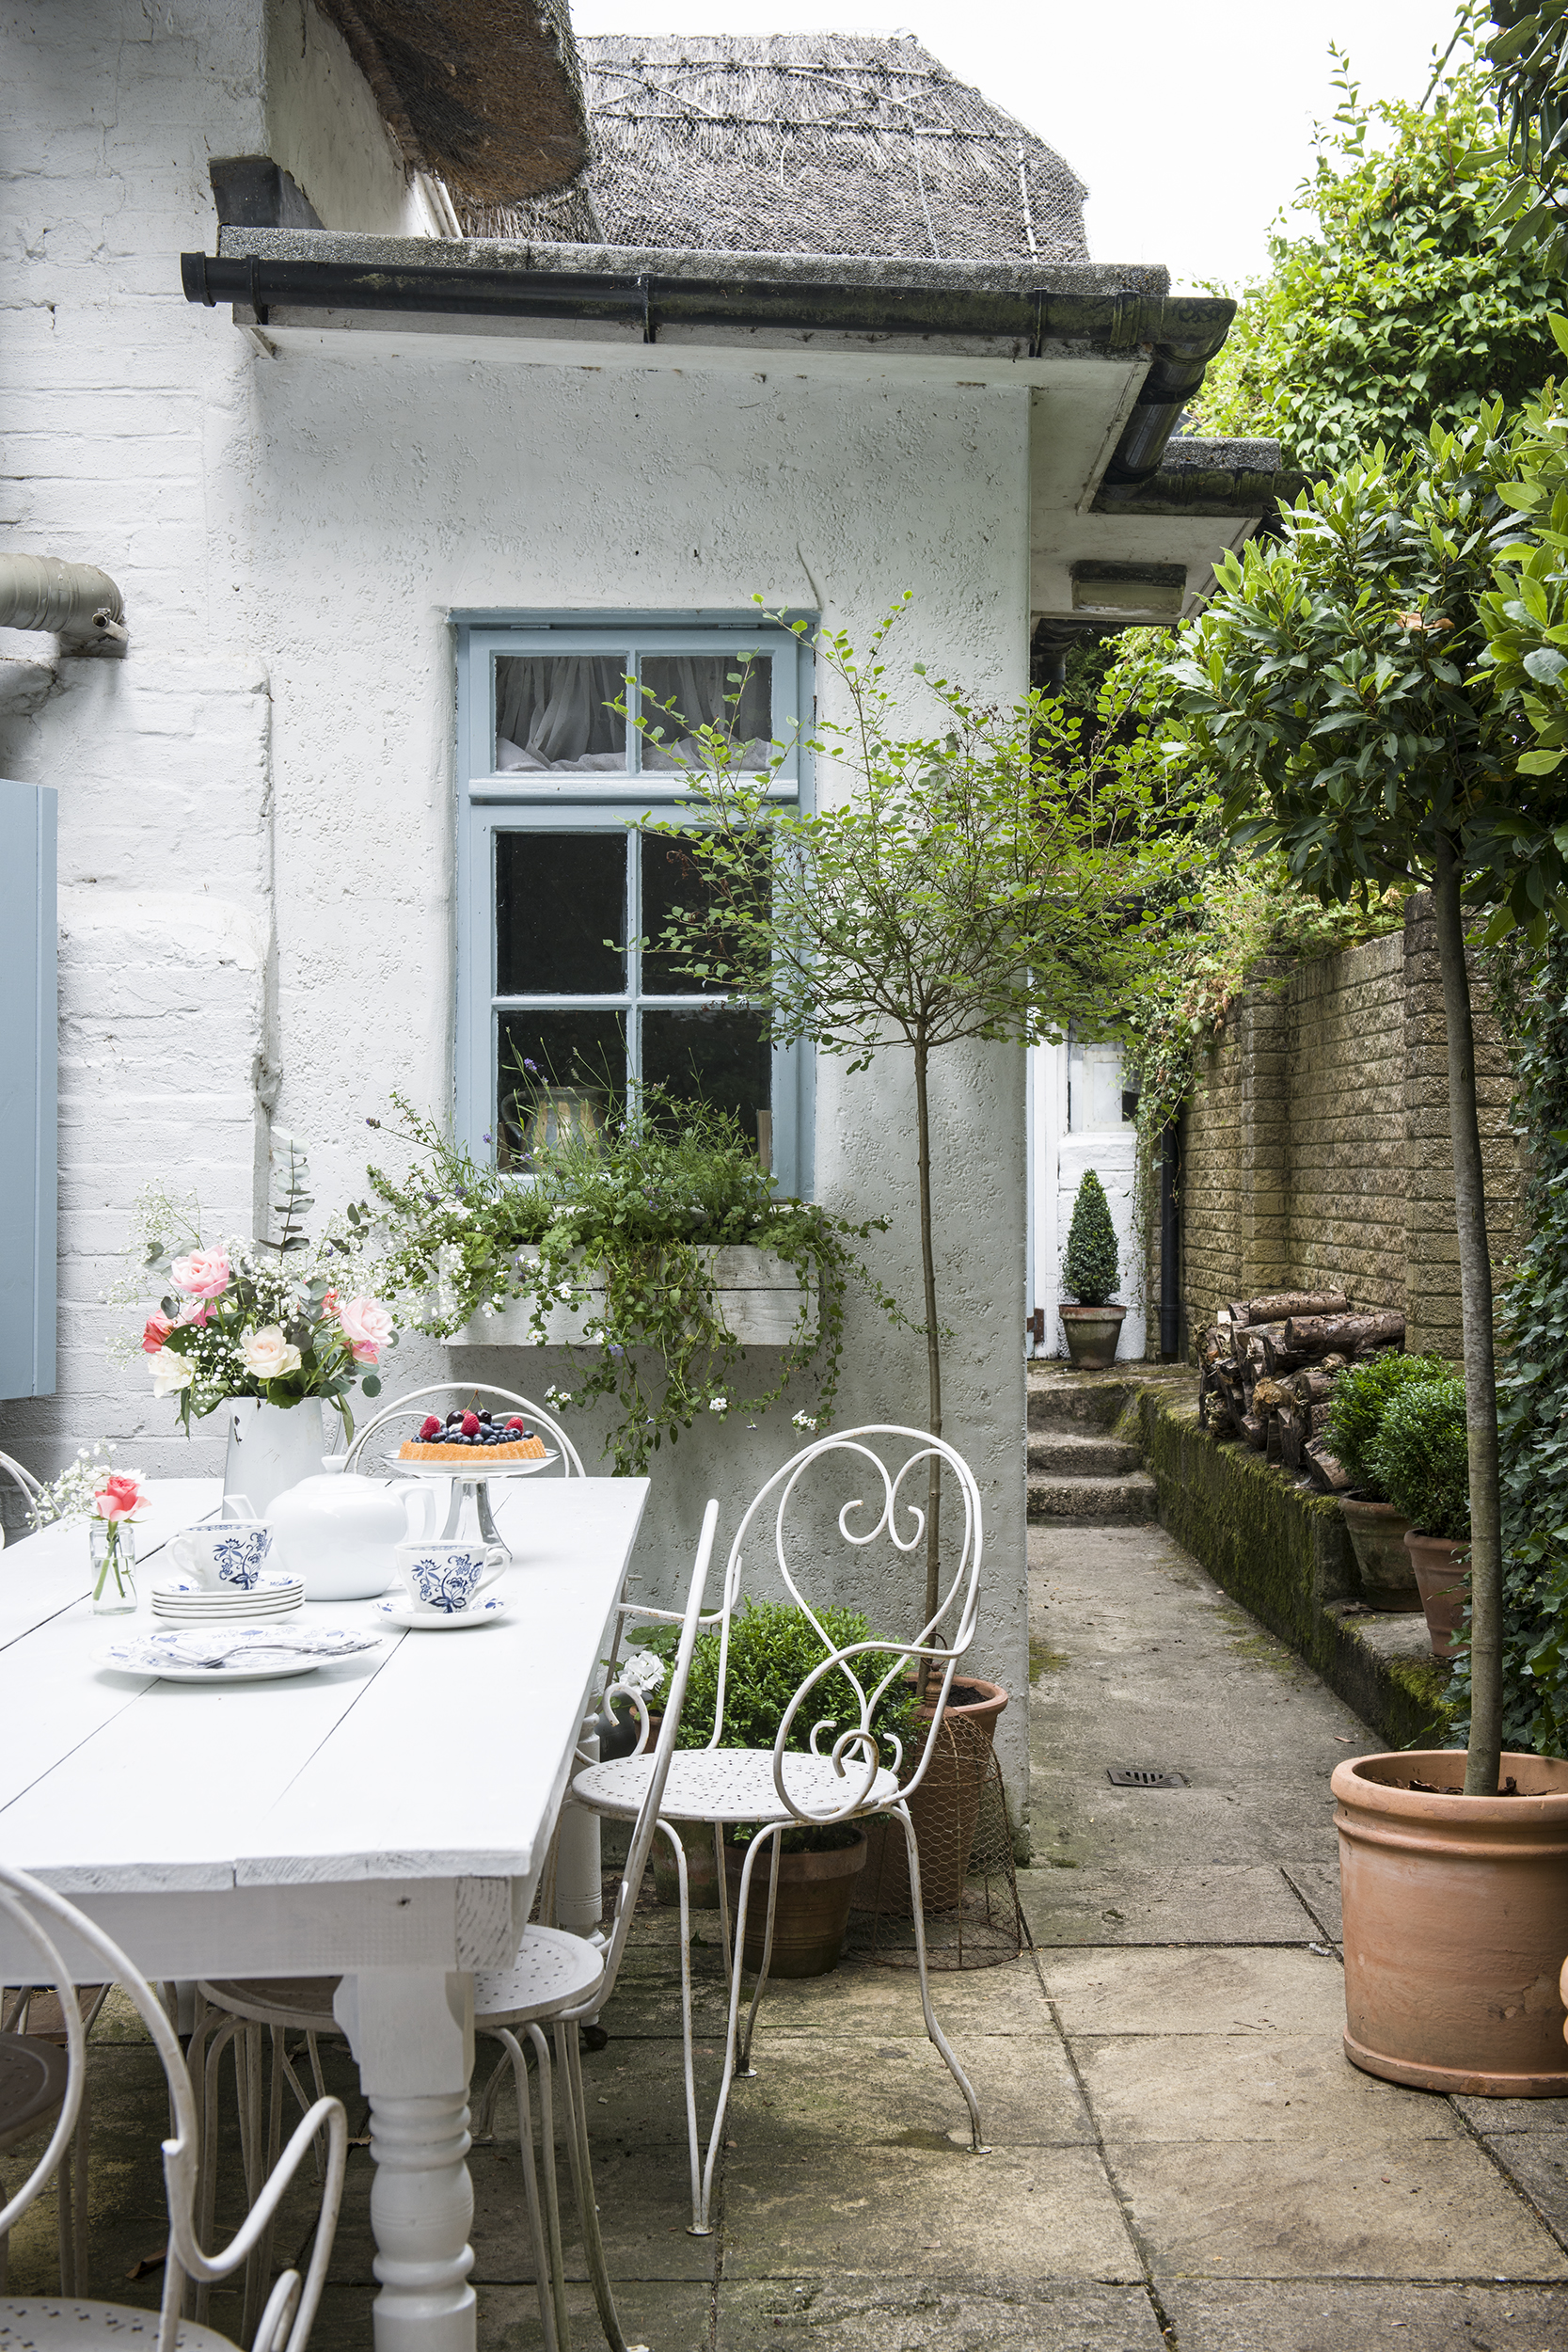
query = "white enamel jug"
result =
(266, 1456, 438, 1602)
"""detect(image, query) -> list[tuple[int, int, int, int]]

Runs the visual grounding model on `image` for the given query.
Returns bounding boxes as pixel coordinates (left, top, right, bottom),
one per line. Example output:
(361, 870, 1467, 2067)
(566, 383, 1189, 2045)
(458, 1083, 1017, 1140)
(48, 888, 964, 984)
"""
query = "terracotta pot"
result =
(1059, 1303, 1127, 1371)
(1403, 1532, 1469, 1661)
(652, 1815, 721, 1911)
(1339, 1498, 1420, 1612)
(1333, 1749, 1568, 2095)
(855, 1677, 1009, 1917)
(723, 1830, 867, 1978)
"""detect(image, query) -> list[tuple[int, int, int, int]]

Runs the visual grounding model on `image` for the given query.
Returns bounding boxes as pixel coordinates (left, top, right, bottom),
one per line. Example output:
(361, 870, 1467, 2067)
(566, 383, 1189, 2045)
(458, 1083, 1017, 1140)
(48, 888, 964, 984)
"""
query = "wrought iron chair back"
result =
(0, 1865, 345, 2352)
(342, 1382, 585, 1477)
(611, 1425, 983, 1827)
(0, 1450, 44, 1550)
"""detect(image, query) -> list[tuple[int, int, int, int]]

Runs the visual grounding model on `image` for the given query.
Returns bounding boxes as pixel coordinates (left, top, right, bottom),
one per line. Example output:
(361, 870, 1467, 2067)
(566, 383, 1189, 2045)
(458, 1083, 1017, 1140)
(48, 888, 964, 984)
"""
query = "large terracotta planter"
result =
(1058, 1303, 1126, 1371)
(723, 1830, 867, 1978)
(1340, 1498, 1420, 1612)
(856, 1677, 1009, 1917)
(1333, 1750, 1568, 2095)
(1403, 1531, 1468, 1660)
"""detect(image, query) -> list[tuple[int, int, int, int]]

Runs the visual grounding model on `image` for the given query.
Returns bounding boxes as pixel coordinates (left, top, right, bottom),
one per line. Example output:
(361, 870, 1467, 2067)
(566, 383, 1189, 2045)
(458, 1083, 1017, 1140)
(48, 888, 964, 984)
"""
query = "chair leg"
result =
(71, 2074, 90, 2293)
(558, 2018, 640, 2352)
(194, 2011, 243, 2325)
(736, 1832, 783, 2079)
(653, 1820, 702, 2236)
(696, 1823, 782, 2235)
(526, 2024, 573, 2352)
(487, 2027, 559, 2352)
(712, 1822, 734, 1988)
(470, 2043, 512, 2143)
(895, 1803, 988, 2153)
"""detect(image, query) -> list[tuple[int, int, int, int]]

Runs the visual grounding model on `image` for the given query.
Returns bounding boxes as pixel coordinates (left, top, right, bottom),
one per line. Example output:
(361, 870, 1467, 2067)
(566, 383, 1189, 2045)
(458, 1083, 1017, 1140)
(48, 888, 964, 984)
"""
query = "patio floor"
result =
(8, 1519, 1568, 2350)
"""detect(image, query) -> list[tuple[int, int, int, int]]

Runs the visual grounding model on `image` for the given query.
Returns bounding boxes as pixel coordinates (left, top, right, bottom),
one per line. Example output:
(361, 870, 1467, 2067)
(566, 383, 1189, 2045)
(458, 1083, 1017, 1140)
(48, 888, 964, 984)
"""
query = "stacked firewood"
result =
(1197, 1291, 1406, 1491)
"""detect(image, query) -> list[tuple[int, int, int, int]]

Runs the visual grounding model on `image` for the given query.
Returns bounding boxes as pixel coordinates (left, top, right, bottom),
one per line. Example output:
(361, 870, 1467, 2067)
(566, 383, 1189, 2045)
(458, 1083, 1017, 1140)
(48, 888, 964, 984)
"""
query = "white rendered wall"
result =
(1026, 1039, 1147, 1359)
(0, 0, 1034, 1834)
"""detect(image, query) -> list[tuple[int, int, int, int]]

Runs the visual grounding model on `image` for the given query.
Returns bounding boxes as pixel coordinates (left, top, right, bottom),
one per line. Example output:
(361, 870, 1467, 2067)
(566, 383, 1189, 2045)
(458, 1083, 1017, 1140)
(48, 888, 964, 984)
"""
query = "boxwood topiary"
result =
(1324, 1349, 1452, 1499)
(1364, 1375, 1470, 1542)
(1062, 1168, 1119, 1307)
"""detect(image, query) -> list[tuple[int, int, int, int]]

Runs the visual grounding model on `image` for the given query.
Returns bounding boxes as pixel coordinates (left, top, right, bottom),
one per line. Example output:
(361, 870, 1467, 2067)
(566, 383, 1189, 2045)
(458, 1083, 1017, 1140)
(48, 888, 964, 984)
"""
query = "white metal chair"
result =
(467, 1498, 715, 2352)
(0, 1865, 346, 2352)
(570, 1425, 988, 2235)
(0, 1453, 43, 1550)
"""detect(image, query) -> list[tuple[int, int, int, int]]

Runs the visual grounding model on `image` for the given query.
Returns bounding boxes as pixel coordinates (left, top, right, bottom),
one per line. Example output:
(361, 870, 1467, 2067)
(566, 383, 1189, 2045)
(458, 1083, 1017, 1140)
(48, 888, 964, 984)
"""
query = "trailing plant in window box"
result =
(361, 1091, 894, 1475)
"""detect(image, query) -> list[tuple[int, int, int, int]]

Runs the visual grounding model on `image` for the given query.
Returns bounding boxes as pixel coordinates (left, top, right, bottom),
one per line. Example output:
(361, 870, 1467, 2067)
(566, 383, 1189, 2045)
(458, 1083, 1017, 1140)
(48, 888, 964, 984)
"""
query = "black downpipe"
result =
(1158, 1120, 1181, 1360)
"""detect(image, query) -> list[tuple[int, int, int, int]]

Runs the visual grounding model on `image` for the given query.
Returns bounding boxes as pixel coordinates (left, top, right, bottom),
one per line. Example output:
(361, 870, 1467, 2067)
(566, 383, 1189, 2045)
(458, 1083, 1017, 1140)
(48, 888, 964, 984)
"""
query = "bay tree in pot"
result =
(1325, 1351, 1451, 1610)
(1058, 1168, 1125, 1369)
(1366, 1375, 1472, 1661)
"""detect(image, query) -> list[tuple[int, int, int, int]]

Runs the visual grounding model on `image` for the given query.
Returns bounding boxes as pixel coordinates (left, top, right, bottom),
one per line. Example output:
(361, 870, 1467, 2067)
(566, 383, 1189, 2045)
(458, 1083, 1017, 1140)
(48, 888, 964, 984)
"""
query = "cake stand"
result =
(385, 1452, 560, 1561)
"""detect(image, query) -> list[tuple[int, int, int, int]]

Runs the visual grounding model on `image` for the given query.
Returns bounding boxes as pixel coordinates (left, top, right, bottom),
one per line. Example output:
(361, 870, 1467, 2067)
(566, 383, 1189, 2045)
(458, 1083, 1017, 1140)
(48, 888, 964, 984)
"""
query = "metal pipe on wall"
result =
(0, 555, 127, 643)
(1159, 1120, 1181, 1359)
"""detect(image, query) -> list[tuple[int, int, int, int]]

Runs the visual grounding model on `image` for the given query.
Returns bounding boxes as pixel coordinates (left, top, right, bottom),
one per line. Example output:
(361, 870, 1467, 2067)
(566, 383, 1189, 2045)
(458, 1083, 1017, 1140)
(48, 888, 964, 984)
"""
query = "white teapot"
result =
(266, 1456, 439, 1601)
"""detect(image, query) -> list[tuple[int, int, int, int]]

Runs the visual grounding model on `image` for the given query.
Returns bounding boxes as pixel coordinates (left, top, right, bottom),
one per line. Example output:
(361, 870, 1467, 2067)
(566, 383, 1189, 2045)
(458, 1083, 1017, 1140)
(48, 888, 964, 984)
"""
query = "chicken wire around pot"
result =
(846, 1706, 1032, 1970)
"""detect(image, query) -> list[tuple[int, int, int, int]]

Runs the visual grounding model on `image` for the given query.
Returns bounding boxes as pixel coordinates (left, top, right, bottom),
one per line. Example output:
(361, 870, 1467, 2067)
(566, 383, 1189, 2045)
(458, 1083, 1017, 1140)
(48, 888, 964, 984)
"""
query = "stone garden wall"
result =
(1175, 894, 1521, 1360)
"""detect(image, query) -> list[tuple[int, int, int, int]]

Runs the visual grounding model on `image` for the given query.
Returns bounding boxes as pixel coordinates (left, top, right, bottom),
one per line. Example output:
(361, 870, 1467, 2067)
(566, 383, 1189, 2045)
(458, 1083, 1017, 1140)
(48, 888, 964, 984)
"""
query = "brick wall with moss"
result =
(1172, 894, 1521, 1359)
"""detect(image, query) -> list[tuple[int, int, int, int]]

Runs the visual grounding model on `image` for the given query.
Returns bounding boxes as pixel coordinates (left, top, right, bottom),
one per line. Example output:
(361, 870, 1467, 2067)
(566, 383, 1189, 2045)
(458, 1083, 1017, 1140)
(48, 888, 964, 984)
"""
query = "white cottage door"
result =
(1025, 1036, 1145, 1360)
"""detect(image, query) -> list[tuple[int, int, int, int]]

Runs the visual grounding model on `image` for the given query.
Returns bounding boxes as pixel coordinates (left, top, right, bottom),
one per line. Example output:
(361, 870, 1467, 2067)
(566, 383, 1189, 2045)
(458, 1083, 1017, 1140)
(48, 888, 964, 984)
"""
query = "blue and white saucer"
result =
(152, 1569, 304, 1619)
(374, 1594, 509, 1632)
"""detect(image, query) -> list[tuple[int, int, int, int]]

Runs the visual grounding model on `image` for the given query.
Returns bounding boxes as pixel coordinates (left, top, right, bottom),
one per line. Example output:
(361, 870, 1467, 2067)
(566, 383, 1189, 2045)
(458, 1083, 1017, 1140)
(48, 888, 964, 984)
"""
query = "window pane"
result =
(497, 1011, 626, 1172)
(496, 833, 626, 997)
(641, 653, 772, 772)
(641, 833, 767, 995)
(1068, 1041, 1131, 1131)
(642, 1007, 770, 1157)
(495, 656, 627, 772)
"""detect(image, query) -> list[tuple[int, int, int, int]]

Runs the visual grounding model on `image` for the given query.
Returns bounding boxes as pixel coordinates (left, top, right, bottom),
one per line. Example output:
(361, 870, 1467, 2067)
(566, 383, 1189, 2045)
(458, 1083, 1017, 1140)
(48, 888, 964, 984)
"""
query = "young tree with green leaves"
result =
(633, 603, 1186, 1635)
(1168, 408, 1568, 1794)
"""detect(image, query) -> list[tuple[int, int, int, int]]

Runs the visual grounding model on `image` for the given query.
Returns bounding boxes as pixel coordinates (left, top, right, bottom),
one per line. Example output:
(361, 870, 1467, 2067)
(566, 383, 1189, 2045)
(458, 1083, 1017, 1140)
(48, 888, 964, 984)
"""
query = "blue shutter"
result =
(0, 780, 56, 1399)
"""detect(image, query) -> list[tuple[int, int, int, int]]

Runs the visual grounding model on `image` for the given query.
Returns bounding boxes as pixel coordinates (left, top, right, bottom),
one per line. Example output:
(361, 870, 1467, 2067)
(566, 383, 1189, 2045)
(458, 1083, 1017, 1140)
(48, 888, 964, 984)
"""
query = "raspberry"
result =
(418, 1416, 441, 1440)
(461, 1411, 481, 1437)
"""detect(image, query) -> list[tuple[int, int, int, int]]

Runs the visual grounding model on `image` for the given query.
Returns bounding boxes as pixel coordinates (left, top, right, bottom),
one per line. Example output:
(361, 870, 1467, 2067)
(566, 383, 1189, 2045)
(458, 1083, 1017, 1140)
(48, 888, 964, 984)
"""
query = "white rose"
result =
(148, 1346, 194, 1398)
(241, 1326, 304, 1379)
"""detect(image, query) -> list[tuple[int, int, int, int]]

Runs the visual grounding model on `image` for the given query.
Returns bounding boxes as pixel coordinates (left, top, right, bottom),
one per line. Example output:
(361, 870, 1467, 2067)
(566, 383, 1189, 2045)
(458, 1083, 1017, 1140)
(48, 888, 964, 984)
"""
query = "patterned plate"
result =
(151, 1571, 305, 1600)
(374, 1595, 509, 1631)
(93, 1627, 383, 1682)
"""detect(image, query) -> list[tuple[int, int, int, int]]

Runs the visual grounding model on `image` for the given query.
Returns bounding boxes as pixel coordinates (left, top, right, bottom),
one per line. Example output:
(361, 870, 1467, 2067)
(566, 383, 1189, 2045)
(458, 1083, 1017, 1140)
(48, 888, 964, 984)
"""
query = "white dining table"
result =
(0, 1471, 650, 2352)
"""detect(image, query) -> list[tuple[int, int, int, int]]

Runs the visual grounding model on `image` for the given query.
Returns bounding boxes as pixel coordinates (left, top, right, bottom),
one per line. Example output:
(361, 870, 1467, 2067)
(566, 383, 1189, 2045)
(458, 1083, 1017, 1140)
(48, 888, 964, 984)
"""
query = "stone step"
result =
(1027, 1470, 1159, 1523)
(1027, 1430, 1144, 1477)
(1026, 1375, 1135, 1433)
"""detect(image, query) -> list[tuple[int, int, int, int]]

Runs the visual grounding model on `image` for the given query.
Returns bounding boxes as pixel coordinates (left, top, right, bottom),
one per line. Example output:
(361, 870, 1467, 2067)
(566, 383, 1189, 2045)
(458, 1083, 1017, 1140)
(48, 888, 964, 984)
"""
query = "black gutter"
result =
(1159, 1122, 1181, 1359)
(180, 248, 1234, 488)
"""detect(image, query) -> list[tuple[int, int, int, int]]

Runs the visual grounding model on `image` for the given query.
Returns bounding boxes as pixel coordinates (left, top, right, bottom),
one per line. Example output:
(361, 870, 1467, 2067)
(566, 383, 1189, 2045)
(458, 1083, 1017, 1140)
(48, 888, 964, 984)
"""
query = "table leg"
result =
(335, 1969, 477, 2352)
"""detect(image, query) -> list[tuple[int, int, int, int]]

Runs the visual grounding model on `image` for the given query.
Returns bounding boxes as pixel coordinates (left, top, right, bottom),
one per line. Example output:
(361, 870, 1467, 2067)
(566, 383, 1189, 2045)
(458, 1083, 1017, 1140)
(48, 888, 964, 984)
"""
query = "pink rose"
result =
(94, 1471, 147, 1522)
(337, 1298, 393, 1364)
(171, 1248, 230, 1299)
(141, 1312, 172, 1355)
(174, 1301, 210, 1328)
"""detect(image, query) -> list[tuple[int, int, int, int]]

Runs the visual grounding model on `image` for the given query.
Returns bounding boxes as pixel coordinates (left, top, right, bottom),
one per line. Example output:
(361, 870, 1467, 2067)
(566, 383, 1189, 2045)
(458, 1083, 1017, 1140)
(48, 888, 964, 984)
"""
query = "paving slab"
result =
(721, 2145, 1140, 2282)
(1019, 1860, 1322, 1946)
(741, 1952, 1053, 2037)
(1113, 2132, 1568, 2279)
(1073, 2029, 1465, 2145)
(1160, 2280, 1568, 2351)
(729, 2028, 1091, 2148)
(1039, 1943, 1348, 2037)
(717, 2278, 1166, 2352)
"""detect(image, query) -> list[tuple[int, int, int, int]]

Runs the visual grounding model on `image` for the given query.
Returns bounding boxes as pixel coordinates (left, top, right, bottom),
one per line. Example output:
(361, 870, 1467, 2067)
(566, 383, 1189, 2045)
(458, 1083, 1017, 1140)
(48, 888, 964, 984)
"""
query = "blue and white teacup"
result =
(394, 1540, 506, 1617)
(170, 1518, 273, 1592)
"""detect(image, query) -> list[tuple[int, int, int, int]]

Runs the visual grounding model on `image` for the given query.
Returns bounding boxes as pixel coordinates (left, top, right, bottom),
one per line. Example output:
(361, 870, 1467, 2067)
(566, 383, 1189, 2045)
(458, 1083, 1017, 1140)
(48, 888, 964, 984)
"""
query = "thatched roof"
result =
(477, 33, 1088, 262)
(314, 0, 589, 207)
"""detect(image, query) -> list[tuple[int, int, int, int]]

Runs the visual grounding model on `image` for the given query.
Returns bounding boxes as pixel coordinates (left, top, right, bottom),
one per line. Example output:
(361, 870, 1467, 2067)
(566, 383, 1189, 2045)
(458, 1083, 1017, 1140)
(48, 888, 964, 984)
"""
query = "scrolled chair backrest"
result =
(342, 1381, 585, 1477)
(0, 1864, 345, 2352)
(713, 1425, 983, 1827)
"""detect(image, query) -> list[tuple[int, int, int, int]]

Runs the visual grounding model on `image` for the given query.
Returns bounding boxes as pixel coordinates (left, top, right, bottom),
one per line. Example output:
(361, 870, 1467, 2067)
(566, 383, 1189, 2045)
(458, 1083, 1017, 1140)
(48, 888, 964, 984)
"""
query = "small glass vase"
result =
(89, 1520, 138, 1614)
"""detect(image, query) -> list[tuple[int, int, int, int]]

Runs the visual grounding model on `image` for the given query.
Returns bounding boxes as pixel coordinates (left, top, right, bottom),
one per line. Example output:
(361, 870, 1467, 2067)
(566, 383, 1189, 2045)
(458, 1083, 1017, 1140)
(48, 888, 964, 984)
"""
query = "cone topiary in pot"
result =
(1059, 1168, 1125, 1368)
(1327, 1351, 1449, 1611)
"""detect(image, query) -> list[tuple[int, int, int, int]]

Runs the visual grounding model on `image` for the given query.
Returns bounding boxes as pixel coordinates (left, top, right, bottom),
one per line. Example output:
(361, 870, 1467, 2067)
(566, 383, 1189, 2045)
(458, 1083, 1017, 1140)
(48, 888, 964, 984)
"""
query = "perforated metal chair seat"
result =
(0, 2299, 239, 2348)
(473, 1928, 606, 2029)
(0, 2039, 67, 2158)
(572, 1744, 899, 1826)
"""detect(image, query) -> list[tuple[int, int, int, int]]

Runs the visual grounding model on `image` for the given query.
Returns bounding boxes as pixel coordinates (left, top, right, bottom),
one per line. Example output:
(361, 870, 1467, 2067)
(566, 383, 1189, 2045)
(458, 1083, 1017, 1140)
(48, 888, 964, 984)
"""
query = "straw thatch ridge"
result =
(315, 0, 589, 205)
(469, 32, 1089, 262)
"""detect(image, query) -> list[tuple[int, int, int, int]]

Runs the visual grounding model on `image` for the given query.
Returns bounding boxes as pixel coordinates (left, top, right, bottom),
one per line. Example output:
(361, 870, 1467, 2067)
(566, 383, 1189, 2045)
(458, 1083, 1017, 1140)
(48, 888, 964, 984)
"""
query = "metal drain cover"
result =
(1106, 1765, 1188, 1788)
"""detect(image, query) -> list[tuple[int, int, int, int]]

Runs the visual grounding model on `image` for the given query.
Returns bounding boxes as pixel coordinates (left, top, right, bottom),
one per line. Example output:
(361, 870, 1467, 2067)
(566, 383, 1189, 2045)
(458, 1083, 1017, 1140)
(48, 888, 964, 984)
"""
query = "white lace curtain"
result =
(495, 654, 771, 774)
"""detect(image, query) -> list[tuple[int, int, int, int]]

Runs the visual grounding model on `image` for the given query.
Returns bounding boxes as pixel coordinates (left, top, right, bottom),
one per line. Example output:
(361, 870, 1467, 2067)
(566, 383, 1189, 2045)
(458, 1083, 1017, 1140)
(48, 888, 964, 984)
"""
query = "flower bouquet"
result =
(114, 1145, 396, 1440)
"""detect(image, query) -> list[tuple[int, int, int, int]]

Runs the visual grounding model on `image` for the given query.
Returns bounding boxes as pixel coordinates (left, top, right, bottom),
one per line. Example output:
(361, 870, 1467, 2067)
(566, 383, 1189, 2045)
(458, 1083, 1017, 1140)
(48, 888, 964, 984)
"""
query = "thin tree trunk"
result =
(912, 1033, 942, 1689)
(1433, 840, 1502, 1794)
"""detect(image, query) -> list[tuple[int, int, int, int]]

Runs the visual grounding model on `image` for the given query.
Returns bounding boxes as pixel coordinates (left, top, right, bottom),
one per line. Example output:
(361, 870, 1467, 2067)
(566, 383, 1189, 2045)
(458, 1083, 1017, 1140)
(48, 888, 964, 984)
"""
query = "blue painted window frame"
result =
(453, 611, 816, 1196)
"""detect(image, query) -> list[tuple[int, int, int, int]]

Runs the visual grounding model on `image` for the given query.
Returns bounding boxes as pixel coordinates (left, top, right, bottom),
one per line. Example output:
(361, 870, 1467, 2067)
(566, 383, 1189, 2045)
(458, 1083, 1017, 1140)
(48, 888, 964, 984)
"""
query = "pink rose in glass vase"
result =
(336, 1296, 393, 1365)
(170, 1248, 230, 1298)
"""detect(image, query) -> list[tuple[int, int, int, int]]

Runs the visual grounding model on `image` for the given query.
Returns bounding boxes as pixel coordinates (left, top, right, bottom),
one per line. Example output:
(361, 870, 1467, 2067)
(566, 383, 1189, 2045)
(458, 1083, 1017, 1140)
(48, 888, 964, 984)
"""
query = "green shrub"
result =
(1364, 1377, 1470, 1542)
(1324, 1350, 1451, 1498)
(1062, 1168, 1119, 1307)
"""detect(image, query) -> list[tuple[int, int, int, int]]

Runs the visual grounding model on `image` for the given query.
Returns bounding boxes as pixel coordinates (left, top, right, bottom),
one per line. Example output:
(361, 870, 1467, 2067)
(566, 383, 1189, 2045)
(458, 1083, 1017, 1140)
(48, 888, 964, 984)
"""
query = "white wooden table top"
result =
(0, 1474, 649, 1899)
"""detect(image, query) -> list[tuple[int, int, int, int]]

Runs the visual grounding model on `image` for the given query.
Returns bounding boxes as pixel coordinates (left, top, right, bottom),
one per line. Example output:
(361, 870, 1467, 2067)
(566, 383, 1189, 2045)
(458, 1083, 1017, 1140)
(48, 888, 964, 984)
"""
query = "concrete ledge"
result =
(1132, 1380, 1458, 1750)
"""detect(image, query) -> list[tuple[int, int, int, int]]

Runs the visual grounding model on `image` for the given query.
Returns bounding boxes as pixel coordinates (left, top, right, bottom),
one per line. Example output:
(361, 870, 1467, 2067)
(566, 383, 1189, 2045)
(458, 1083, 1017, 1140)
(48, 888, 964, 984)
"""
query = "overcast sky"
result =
(567, 0, 1468, 291)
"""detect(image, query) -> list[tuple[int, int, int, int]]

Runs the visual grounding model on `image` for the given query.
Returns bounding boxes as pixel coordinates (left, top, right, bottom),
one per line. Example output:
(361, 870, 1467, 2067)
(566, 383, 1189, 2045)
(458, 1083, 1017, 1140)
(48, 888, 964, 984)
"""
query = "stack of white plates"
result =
(151, 1570, 305, 1622)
